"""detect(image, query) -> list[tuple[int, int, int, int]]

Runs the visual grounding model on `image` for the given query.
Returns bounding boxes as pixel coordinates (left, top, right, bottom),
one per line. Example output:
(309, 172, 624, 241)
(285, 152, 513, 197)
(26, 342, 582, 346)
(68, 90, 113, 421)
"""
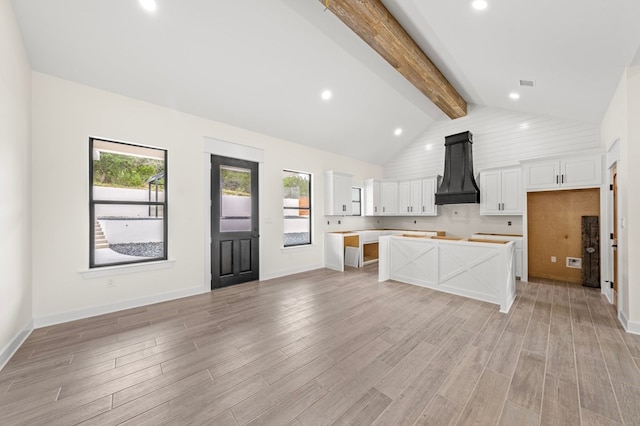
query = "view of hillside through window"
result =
(90, 138, 167, 267)
(283, 170, 311, 247)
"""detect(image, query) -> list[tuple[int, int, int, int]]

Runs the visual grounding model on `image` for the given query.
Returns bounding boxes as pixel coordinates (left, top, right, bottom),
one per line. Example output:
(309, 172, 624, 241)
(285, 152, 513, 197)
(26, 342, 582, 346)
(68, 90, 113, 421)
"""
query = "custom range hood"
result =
(435, 131, 480, 205)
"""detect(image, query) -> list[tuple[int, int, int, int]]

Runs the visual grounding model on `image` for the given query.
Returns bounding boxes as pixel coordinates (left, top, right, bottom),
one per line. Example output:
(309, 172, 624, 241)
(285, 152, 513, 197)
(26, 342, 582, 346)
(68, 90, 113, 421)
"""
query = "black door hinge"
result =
(610, 184, 614, 191)
(610, 233, 614, 240)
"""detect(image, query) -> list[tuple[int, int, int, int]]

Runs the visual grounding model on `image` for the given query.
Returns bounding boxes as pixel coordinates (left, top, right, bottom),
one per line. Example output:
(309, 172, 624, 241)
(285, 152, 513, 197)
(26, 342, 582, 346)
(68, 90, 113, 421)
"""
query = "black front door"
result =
(211, 155, 259, 289)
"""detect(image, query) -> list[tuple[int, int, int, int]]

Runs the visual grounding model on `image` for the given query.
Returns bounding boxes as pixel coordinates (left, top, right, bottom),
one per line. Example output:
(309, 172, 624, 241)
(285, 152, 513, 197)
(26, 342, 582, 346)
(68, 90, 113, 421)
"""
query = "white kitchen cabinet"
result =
(398, 180, 421, 215)
(365, 179, 398, 216)
(480, 167, 522, 215)
(471, 233, 523, 278)
(420, 176, 439, 216)
(324, 170, 353, 215)
(523, 154, 602, 191)
(397, 176, 439, 216)
(380, 181, 398, 215)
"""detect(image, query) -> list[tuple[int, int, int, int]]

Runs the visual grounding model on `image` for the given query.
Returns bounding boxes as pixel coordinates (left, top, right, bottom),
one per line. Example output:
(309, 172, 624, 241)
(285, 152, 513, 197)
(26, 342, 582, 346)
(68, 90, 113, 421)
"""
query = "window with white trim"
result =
(283, 170, 311, 247)
(90, 138, 167, 267)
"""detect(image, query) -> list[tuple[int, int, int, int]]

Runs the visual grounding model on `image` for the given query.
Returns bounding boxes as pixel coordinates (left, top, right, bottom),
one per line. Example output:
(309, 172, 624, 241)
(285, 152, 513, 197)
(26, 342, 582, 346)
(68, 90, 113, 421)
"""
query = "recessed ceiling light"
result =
(394, 128, 403, 136)
(509, 92, 520, 100)
(139, 0, 157, 13)
(321, 90, 332, 101)
(472, 0, 488, 11)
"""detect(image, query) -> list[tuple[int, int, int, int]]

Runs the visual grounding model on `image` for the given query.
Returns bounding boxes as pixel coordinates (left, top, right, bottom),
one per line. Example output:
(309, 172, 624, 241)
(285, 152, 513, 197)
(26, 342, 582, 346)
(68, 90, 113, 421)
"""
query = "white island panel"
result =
(380, 236, 516, 313)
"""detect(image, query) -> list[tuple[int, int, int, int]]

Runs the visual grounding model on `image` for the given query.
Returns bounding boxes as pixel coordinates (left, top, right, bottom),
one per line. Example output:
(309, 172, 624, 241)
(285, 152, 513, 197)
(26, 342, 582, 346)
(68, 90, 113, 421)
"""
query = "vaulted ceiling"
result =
(11, 0, 640, 164)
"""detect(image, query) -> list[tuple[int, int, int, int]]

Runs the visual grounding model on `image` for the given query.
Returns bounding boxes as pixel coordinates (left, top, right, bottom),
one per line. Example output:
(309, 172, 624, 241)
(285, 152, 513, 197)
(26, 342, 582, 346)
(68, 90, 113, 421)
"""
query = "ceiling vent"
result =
(519, 79, 536, 88)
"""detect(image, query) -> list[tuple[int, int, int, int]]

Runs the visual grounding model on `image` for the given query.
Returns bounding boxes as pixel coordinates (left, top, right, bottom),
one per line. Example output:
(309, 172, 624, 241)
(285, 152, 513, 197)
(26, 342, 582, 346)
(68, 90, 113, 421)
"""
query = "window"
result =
(352, 187, 362, 216)
(283, 170, 311, 247)
(89, 138, 167, 267)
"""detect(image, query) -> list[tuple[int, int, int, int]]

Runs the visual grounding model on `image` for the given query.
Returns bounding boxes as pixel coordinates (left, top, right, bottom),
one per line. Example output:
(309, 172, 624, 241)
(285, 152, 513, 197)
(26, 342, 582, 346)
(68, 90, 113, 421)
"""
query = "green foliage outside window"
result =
(283, 174, 309, 199)
(221, 168, 251, 196)
(93, 152, 164, 189)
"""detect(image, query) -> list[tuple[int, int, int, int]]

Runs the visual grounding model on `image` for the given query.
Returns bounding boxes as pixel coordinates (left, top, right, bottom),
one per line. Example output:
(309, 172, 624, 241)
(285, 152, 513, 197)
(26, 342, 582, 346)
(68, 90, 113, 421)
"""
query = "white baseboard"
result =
(621, 310, 640, 335)
(33, 286, 206, 328)
(0, 319, 34, 371)
(260, 264, 324, 282)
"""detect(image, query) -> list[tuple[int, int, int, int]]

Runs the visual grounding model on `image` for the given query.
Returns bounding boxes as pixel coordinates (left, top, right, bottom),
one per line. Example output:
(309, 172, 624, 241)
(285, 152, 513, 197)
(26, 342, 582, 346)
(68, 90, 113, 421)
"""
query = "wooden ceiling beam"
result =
(320, 0, 467, 119)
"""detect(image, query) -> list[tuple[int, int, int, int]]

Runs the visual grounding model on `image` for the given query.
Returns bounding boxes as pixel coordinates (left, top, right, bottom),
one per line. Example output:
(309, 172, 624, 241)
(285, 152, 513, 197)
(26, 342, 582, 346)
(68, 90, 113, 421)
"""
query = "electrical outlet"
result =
(107, 279, 115, 287)
(507, 221, 512, 226)
(327, 220, 330, 225)
(414, 220, 417, 224)
(338, 220, 341, 225)
(551, 256, 557, 263)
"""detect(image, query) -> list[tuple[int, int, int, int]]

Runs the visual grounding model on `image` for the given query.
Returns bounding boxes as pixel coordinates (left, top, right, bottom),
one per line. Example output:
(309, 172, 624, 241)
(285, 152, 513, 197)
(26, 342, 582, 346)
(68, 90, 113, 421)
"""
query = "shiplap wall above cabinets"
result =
(383, 105, 600, 180)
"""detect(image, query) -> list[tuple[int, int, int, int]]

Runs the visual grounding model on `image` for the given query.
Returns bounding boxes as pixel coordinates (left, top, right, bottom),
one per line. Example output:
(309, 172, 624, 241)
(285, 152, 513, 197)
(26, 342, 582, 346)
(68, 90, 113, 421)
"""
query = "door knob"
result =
(586, 247, 596, 253)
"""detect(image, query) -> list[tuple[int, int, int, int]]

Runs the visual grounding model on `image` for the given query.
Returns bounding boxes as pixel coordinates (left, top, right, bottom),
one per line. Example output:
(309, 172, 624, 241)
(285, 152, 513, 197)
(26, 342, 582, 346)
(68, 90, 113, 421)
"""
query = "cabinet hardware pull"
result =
(556, 175, 559, 184)
(561, 174, 565, 184)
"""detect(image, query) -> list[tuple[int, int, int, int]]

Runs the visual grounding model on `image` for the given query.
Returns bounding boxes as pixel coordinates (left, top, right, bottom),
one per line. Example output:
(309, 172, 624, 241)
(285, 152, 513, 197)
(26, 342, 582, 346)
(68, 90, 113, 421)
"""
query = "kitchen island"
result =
(324, 229, 445, 271)
(379, 235, 516, 312)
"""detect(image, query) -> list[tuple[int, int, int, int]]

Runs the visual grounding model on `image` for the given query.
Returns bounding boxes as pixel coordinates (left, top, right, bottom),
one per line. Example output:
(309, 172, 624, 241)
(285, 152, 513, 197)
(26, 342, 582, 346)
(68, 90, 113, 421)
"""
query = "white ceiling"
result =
(11, 0, 640, 165)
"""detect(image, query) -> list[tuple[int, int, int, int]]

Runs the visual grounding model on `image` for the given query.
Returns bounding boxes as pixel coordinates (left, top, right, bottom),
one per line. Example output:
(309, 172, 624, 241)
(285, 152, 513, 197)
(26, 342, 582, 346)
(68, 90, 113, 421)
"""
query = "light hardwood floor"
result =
(2, 265, 640, 425)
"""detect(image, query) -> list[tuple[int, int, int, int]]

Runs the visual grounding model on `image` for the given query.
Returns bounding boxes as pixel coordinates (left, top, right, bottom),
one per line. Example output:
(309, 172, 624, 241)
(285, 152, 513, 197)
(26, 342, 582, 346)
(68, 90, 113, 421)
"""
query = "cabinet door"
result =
(325, 171, 352, 215)
(480, 170, 501, 215)
(501, 168, 522, 214)
(333, 172, 353, 214)
(364, 179, 381, 216)
(561, 155, 602, 188)
(398, 181, 412, 214)
(409, 180, 422, 215)
(524, 161, 560, 190)
(420, 177, 438, 216)
(380, 181, 398, 215)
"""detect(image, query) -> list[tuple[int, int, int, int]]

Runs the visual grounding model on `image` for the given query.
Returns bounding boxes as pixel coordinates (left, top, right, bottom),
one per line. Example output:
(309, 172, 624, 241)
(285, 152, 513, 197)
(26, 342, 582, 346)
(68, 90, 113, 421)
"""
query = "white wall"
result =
(626, 67, 640, 328)
(601, 71, 629, 320)
(382, 105, 600, 236)
(0, 0, 32, 366)
(31, 72, 382, 322)
(600, 67, 640, 332)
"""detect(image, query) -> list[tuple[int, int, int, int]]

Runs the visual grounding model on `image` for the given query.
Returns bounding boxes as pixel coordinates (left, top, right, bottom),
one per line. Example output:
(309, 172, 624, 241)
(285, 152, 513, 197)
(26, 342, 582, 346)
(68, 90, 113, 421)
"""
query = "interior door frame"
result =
(605, 138, 620, 310)
(203, 138, 264, 292)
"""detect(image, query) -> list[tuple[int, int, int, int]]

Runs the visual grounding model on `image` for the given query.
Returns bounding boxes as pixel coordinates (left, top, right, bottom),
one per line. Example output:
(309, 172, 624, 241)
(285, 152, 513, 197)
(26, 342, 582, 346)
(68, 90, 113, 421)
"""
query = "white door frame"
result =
(203, 137, 264, 292)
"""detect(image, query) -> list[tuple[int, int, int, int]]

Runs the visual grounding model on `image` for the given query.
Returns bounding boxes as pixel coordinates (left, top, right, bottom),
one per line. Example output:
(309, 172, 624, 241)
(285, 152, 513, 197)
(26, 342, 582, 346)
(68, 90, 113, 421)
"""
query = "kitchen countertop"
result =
(330, 229, 446, 236)
(473, 232, 523, 237)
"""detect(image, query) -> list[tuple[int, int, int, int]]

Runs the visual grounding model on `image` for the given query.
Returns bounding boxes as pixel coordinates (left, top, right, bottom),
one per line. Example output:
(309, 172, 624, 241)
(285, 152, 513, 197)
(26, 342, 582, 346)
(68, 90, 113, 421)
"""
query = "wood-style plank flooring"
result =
(2, 265, 640, 425)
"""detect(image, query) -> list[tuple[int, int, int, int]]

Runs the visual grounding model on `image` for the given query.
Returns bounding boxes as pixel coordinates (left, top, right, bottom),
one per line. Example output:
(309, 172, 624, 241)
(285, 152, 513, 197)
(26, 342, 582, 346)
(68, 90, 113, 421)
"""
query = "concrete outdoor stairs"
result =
(95, 220, 109, 249)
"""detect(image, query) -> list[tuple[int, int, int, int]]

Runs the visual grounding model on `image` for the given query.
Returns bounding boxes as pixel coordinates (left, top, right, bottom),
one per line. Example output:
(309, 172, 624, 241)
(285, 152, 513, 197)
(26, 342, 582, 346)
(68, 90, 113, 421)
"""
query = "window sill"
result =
(281, 244, 316, 251)
(79, 259, 176, 279)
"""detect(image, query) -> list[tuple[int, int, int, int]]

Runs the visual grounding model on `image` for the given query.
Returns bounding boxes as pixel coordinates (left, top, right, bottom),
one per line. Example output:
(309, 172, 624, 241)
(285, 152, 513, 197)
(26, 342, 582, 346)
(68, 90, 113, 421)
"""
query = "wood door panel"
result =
(240, 239, 252, 273)
(220, 240, 234, 277)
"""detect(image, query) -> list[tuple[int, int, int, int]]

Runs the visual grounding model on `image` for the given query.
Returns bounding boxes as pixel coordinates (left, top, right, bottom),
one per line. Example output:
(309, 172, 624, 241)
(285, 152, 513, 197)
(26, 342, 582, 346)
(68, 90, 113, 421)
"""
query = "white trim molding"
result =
(33, 286, 204, 328)
(620, 310, 640, 335)
(79, 259, 175, 279)
(203, 138, 265, 291)
(0, 319, 34, 371)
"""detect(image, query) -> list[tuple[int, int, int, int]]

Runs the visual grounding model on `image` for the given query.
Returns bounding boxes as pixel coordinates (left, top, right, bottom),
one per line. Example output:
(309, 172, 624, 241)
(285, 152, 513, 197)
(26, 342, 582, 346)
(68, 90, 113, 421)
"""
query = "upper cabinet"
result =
(398, 176, 439, 216)
(324, 170, 353, 215)
(523, 154, 602, 191)
(364, 179, 398, 216)
(367, 177, 439, 216)
(480, 167, 522, 215)
(398, 180, 421, 215)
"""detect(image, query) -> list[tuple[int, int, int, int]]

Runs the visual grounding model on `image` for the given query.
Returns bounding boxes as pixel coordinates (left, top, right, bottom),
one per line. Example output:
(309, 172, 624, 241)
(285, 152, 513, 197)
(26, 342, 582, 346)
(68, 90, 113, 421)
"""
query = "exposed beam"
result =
(320, 0, 467, 119)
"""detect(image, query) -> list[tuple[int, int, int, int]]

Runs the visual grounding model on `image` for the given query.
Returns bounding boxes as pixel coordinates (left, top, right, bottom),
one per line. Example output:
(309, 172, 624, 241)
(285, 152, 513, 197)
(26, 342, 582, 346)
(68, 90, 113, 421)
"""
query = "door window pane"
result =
(220, 166, 252, 232)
